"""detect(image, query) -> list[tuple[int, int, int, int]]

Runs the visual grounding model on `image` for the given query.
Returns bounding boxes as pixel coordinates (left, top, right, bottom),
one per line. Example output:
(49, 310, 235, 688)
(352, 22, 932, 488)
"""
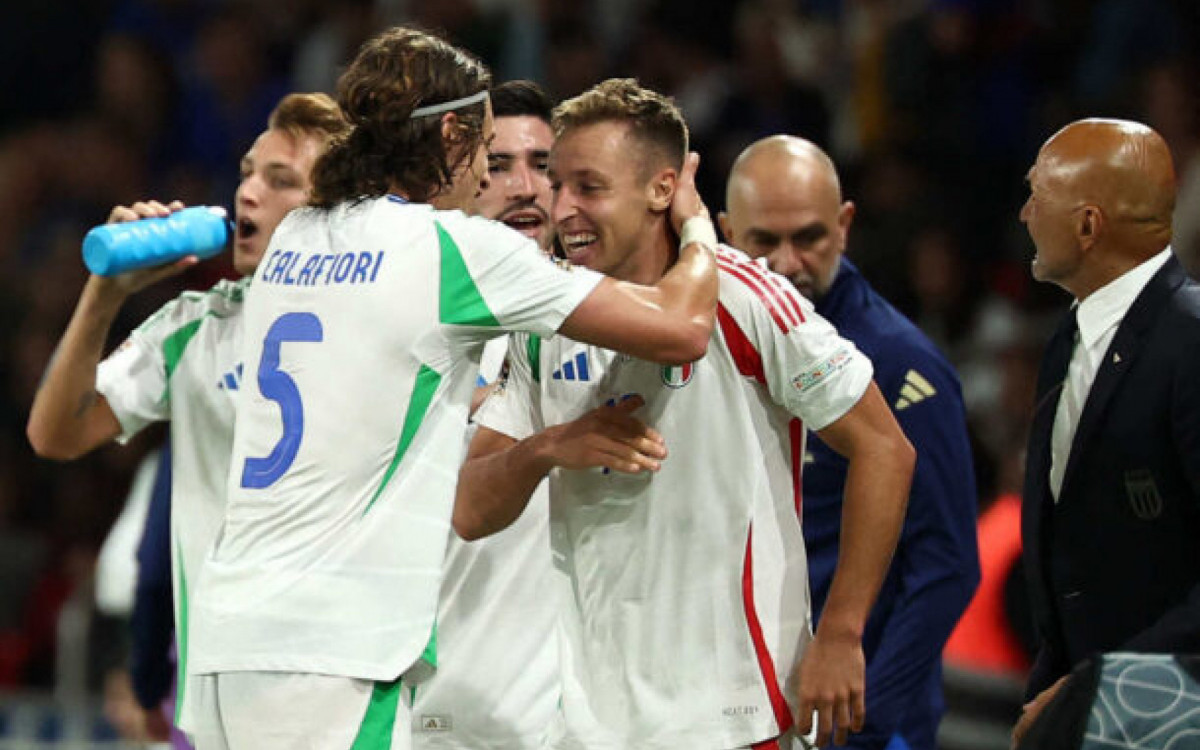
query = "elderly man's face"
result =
(1020, 156, 1083, 287)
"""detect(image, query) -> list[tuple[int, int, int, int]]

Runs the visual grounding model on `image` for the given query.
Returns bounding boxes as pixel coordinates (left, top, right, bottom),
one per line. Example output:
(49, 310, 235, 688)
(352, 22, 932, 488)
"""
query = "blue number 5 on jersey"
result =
(241, 312, 324, 489)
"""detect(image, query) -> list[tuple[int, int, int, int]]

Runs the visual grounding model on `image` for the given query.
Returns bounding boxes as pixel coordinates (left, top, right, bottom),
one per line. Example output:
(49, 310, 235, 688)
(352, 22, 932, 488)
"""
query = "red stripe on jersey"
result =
(718, 247, 809, 328)
(743, 526, 796, 736)
(789, 418, 804, 516)
(718, 259, 791, 333)
(734, 257, 805, 329)
(764, 272, 807, 325)
(718, 304, 765, 384)
(751, 739, 782, 750)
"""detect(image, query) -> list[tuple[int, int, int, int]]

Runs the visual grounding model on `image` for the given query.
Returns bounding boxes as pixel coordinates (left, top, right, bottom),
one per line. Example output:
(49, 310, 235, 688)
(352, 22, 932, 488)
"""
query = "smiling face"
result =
(234, 128, 325, 275)
(477, 115, 555, 249)
(549, 120, 670, 280)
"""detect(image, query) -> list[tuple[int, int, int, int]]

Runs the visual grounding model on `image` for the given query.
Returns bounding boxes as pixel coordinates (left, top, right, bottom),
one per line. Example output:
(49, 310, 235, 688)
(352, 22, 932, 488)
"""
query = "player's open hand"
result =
(92, 199, 197, 297)
(669, 152, 711, 235)
(796, 630, 866, 747)
(544, 394, 666, 474)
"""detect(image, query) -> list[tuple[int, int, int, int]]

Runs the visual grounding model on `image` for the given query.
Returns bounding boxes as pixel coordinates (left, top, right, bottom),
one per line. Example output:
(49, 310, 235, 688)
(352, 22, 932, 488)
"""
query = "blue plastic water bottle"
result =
(82, 206, 232, 276)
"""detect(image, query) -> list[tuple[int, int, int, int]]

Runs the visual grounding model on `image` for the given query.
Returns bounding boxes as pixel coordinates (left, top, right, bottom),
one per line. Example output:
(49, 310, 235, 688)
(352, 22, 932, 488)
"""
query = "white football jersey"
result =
(412, 339, 560, 750)
(96, 277, 249, 707)
(475, 246, 873, 749)
(187, 197, 600, 684)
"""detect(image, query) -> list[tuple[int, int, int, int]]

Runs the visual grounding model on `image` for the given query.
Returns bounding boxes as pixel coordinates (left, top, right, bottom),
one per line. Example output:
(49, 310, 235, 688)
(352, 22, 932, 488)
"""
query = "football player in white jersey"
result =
(457, 79, 915, 749)
(26, 93, 349, 741)
(180, 27, 720, 750)
(411, 80, 561, 750)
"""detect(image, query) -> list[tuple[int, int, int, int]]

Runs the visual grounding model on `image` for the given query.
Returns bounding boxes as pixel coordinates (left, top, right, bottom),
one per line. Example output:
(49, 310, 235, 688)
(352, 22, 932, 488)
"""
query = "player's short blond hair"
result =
(552, 78, 688, 173)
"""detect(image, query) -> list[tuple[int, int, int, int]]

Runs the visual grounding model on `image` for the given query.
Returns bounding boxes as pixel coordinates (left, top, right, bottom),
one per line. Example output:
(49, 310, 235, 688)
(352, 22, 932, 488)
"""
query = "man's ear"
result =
(440, 112, 462, 144)
(1076, 204, 1104, 251)
(647, 167, 676, 213)
(717, 212, 733, 244)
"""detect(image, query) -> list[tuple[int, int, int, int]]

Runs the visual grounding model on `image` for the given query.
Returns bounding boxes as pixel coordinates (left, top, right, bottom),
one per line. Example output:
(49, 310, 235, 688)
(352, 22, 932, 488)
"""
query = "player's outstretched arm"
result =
(558, 153, 718, 366)
(27, 200, 196, 460)
(796, 382, 914, 747)
(455, 397, 666, 540)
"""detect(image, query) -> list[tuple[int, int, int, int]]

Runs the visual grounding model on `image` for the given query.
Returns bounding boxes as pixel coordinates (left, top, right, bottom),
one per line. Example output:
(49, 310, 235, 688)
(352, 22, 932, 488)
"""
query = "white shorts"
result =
(187, 672, 414, 750)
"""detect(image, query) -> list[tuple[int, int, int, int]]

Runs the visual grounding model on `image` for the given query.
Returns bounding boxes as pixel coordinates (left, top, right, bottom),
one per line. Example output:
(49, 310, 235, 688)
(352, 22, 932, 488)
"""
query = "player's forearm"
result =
(654, 238, 719, 358)
(601, 239, 718, 365)
(819, 435, 914, 640)
(454, 431, 556, 540)
(27, 277, 126, 459)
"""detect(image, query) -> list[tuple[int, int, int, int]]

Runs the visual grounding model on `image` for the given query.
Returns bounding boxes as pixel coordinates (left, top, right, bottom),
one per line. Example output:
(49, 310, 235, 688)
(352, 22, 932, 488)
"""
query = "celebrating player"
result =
(457, 79, 914, 749)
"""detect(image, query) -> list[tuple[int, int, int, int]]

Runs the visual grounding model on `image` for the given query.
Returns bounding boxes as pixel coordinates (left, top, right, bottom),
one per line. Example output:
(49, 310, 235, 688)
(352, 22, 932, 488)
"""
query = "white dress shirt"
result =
(1049, 248, 1173, 500)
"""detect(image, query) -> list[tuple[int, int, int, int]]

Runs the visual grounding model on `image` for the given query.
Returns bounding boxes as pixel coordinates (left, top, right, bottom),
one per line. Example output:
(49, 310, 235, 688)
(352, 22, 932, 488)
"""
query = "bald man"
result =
(1013, 119, 1200, 743)
(721, 136, 979, 750)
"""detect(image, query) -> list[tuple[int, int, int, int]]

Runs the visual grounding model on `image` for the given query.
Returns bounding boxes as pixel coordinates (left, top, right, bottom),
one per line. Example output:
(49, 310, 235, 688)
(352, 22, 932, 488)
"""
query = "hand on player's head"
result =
(669, 152, 709, 235)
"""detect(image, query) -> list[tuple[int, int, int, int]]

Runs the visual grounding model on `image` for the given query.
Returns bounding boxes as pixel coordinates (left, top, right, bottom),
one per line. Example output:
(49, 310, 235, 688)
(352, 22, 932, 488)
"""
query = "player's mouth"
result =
(560, 231, 599, 264)
(236, 217, 260, 244)
(500, 208, 547, 240)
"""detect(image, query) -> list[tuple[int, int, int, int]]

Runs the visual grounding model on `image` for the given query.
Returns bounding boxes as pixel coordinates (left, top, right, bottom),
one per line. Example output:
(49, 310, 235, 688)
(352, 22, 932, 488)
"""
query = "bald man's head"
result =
(720, 135, 854, 300)
(1021, 118, 1175, 297)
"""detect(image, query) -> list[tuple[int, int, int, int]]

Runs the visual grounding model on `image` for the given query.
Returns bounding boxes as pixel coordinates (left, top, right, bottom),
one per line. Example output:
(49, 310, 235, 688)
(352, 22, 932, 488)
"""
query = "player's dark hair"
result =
(310, 27, 491, 207)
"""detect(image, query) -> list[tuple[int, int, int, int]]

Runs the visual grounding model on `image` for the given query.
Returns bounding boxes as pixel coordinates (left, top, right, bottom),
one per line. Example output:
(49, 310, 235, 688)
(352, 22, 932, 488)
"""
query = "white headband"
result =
(409, 90, 489, 118)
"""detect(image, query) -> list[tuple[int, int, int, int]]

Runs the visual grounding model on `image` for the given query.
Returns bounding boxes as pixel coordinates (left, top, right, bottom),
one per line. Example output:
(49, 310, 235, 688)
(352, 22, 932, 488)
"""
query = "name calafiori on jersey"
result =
(258, 247, 384, 287)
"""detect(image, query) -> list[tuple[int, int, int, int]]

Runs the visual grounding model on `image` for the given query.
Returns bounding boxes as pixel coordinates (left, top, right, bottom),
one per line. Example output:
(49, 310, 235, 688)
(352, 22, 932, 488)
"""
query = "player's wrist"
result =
(521, 429, 563, 475)
(679, 216, 717, 251)
(813, 616, 864, 644)
(82, 274, 132, 315)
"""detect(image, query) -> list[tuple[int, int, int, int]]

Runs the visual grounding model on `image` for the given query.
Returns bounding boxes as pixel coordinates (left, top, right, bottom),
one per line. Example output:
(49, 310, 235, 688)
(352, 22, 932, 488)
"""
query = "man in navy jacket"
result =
(1013, 118, 1200, 746)
(721, 135, 980, 749)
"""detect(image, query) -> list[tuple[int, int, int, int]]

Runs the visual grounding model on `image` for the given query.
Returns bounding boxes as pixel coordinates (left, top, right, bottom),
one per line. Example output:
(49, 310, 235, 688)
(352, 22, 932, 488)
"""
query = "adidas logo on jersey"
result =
(552, 351, 591, 381)
(894, 369, 936, 410)
(217, 362, 244, 391)
(416, 715, 452, 732)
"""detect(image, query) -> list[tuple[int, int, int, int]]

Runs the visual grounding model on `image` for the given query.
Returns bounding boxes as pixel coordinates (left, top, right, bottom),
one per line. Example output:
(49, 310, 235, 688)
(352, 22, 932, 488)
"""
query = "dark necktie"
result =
(1044, 307, 1079, 391)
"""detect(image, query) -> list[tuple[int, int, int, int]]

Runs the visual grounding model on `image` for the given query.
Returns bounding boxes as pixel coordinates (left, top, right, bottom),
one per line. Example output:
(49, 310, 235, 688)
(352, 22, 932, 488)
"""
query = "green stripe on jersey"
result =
(173, 539, 189, 722)
(527, 335, 542, 383)
(162, 319, 202, 383)
(350, 678, 402, 750)
(363, 364, 442, 516)
(436, 221, 500, 326)
(420, 621, 437, 668)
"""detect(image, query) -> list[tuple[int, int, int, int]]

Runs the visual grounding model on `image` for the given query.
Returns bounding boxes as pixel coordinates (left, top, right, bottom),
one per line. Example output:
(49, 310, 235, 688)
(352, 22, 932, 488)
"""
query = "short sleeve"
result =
(474, 333, 542, 441)
(96, 325, 171, 444)
(436, 214, 603, 339)
(717, 250, 873, 431)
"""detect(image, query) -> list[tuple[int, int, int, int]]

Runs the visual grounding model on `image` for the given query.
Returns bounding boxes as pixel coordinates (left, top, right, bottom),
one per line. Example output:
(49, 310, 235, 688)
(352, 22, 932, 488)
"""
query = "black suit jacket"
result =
(1022, 254, 1200, 697)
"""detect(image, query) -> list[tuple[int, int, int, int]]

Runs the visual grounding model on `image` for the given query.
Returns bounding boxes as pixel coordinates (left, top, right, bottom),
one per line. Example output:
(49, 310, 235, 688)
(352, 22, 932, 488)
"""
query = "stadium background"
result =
(1, 0, 1197, 745)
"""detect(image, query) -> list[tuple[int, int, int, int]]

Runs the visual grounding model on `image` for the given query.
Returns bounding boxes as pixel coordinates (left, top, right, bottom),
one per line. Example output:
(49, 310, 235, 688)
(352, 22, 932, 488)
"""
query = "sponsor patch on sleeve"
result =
(791, 348, 851, 393)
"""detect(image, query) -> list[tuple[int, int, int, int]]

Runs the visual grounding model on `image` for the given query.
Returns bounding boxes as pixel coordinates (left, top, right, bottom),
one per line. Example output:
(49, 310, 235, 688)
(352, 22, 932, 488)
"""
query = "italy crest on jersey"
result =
(661, 362, 694, 388)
